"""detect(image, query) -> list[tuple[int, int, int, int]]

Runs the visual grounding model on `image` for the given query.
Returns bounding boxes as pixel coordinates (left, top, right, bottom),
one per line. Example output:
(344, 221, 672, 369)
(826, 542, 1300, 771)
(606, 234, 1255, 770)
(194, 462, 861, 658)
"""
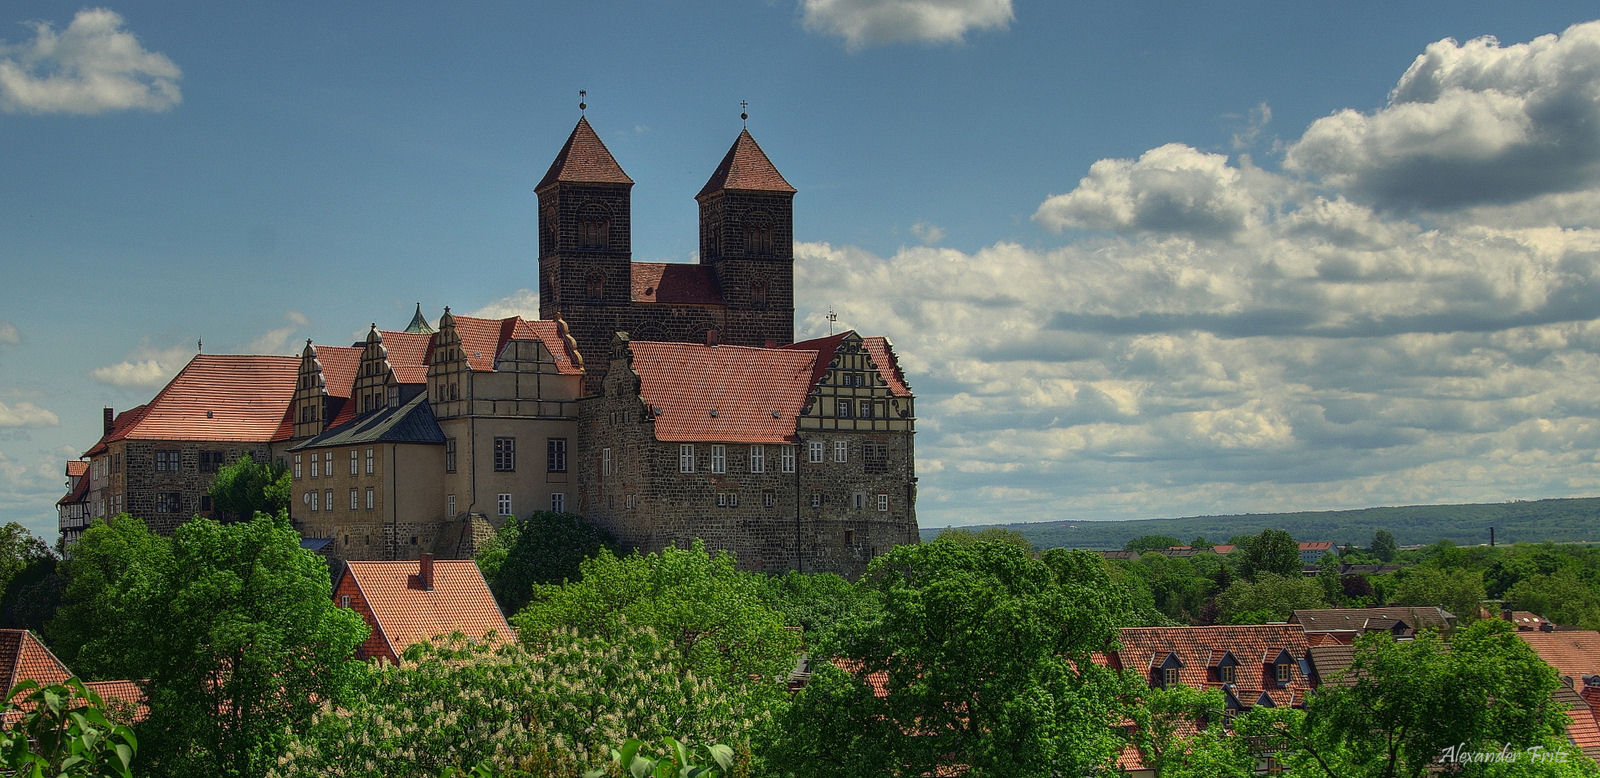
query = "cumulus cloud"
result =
(909, 220, 946, 244)
(0, 321, 17, 345)
(89, 343, 193, 388)
(245, 311, 310, 354)
(801, 0, 1013, 50)
(470, 289, 540, 320)
(0, 401, 58, 428)
(0, 8, 181, 115)
(1285, 20, 1600, 211)
(1033, 144, 1268, 239)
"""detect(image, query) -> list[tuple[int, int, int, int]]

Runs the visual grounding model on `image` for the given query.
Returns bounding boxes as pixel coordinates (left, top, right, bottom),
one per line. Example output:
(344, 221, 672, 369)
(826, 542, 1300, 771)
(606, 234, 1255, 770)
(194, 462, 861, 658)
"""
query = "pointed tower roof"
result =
(536, 117, 633, 190)
(697, 128, 796, 199)
(403, 303, 435, 334)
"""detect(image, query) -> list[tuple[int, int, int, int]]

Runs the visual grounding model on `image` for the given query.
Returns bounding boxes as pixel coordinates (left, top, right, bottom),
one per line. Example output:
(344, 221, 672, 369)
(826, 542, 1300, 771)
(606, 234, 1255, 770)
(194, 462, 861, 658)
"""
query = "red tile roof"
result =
(631, 341, 818, 444)
(630, 263, 725, 306)
(65, 460, 88, 478)
(439, 315, 583, 375)
(536, 116, 633, 189)
(88, 355, 300, 448)
(696, 129, 796, 197)
(314, 345, 362, 400)
(1292, 607, 1455, 635)
(786, 332, 849, 389)
(56, 468, 89, 506)
(1299, 541, 1333, 552)
(1102, 625, 1314, 709)
(1507, 611, 1551, 630)
(374, 330, 434, 384)
(0, 629, 72, 692)
(339, 559, 511, 663)
(82, 680, 148, 724)
(1519, 631, 1600, 692)
(83, 404, 148, 456)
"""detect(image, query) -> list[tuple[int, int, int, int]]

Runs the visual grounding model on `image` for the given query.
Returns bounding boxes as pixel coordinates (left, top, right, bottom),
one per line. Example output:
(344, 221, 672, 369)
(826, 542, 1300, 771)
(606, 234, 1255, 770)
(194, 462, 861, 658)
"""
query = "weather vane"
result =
(741, 99, 748, 126)
(579, 89, 587, 114)
(827, 308, 837, 335)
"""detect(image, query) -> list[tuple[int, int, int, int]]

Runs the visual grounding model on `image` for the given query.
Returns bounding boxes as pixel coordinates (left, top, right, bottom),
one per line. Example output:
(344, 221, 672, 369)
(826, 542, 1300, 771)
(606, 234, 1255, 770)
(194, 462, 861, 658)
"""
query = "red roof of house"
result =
(0, 629, 72, 691)
(862, 336, 912, 397)
(339, 559, 511, 661)
(65, 460, 88, 478)
(438, 315, 583, 375)
(1519, 631, 1600, 692)
(696, 129, 796, 197)
(1102, 625, 1314, 709)
(631, 341, 818, 444)
(84, 404, 148, 456)
(536, 116, 633, 189)
(82, 680, 148, 724)
(56, 468, 89, 506)
(631, 263, 725, 306)
(87, 355, 299, 448)
(1299, 541, 1333, 552)
(374, 330, 434, 385)
(1507, 611, 1551, 630)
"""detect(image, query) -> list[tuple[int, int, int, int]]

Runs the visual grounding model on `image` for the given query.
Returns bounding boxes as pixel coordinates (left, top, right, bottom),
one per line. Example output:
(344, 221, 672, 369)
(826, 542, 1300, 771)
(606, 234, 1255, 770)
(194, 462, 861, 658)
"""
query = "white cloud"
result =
(0, 9, 181, 115)
(1033, 144, 1268, 239)
(909, 220, 946, 244)
(0, 401, 58, 428)
(0, 321, 17, 345)
(1285, 20, 1600, 211)
(89, 343, 193, 388)
(470, 289, 540, 320)
(801, 0, 1013, 50)
(245, 311, 310, 354)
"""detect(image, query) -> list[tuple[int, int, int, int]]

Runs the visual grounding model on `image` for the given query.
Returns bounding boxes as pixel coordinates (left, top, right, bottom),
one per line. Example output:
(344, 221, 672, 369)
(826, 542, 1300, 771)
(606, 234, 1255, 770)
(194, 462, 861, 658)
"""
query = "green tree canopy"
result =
(476, 511, 617, 615)
(1505, 569, 1600, 629)
(46, 515, 175, 679)
(206, 456, 290, 522)
(1125, 535, 1182, 554)
(774, 539, 1126, 777)
(1215, 572, 1326, 624)
(760, 569, 880, 646)
(934, 526, 1035, 553)
(1389, 565, 1485, 621)
(1369, 529, 1397, 562)
(1237, 529, 1301, 580)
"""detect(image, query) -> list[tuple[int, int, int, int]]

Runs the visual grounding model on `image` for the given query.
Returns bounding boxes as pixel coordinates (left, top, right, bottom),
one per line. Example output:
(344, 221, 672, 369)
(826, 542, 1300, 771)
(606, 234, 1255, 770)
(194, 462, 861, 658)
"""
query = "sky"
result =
(5, 1, 1600, 540)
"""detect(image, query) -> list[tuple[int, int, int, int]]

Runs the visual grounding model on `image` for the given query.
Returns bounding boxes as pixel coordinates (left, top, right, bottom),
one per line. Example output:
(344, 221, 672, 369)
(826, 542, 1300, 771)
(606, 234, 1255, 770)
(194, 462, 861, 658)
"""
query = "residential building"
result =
(56, 460, 90, 547)
(333, 554, 511, 664)
(0, 629, 145, 724)
(1289, 606, 1456, 643)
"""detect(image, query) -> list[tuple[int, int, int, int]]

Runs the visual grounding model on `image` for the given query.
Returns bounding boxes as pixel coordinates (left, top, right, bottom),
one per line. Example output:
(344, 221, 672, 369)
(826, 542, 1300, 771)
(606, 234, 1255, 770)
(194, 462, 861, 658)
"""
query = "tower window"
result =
(750, 280, 768, 308)
(586, 273, 605, 301)
(579, 204, 610, 249)
(745, 211, 774, 254)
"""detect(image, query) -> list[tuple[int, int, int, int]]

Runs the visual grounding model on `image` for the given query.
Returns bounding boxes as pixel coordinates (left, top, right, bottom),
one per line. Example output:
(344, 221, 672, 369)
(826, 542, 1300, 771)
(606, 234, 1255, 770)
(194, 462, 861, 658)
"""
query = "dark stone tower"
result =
(696, 129, 797, 346)
(536, 117, 635, 320)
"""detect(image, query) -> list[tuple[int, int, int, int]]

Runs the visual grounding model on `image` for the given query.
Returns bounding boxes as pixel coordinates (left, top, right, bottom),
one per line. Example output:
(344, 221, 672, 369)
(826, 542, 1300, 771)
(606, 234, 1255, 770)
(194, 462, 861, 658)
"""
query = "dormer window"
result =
(1162, 667, 1179, 687)
(1219, 664, 1236, 684)
(1154, 652, 1184, 688)
(1276, 663, 1293, 684)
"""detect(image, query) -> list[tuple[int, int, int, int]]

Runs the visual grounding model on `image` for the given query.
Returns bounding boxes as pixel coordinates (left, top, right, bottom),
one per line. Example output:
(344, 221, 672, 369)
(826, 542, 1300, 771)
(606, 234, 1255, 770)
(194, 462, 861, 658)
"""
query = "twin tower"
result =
(535, 117, 799, 389)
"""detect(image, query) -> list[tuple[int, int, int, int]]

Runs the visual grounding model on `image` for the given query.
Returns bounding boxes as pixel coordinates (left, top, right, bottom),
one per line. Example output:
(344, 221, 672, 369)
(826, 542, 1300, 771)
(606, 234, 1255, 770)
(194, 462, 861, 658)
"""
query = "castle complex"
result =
(59, 117, 919, 578)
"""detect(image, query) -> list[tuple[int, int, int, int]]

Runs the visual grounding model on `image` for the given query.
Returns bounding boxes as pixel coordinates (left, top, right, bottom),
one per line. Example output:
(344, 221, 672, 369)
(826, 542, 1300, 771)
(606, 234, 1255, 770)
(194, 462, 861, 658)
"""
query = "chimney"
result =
(408, 553, 435, 591)
(1489, 527, 1495, 547)
(705, 329, 719, 347)
(103, 407, 114, 435)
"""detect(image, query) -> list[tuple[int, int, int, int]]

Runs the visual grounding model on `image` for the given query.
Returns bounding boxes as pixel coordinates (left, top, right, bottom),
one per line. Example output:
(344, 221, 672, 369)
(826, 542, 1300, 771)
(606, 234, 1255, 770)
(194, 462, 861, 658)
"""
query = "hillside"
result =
(919, 497, 1600, 550)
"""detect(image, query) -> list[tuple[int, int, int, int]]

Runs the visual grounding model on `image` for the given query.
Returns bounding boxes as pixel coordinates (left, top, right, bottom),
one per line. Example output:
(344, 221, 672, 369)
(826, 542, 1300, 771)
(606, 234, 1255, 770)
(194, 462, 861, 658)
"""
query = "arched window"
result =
(750, 280, 768, 308)
(586, 273, 605, 302)
(745, 211, 773, 255)
(579, 203, 610, 249)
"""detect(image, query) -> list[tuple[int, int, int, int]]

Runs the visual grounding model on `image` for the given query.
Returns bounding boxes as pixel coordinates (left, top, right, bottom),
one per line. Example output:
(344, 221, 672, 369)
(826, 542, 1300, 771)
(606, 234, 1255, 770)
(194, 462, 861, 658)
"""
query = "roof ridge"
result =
(536, 117, 633, 189)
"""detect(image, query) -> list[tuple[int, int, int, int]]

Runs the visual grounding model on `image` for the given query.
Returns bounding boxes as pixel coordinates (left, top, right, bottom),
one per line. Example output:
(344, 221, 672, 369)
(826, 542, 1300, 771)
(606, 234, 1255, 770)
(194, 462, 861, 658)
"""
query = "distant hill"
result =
(918, 497, 1600, 551)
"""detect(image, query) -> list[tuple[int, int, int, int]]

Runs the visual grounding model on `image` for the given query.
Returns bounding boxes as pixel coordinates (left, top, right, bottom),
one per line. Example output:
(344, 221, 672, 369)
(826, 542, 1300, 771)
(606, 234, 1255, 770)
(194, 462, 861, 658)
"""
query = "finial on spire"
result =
(827, 308, 838, 335)
(197, 337, 202, 353)
(740, 99, 748, 126)
(579, 89, 587, 114)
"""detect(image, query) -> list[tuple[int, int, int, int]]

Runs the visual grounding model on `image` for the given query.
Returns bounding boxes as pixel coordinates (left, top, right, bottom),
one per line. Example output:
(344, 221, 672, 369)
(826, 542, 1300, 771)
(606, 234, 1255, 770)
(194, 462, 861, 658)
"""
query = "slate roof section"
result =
(339, 559, 511, 662)
(288, 393, 444, 451)
(1291, 607, 1455, 635)
(631, 341, 818, 444)
(87, 356, 300, 446)
(536, 116, 633, 189)
(1102, 624, 1315, 710)
(696, 129, 796, 197)
(631, 263, 725, 306)
(1519, 630, 1600, 693)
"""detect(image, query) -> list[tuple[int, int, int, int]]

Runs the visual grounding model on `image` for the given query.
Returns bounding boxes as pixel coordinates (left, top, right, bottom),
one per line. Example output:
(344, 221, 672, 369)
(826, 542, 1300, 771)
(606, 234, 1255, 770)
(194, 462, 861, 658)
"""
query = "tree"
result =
(0, 677, 137, 778)
(1506, 569, 1600, 629)
(1369, 529, 1397, 563)
(774, 539, 1126, 777)
(206, 456, 290, 523)
(760, 569, 880, 646)
(476, 511, 617, 614)
(0, 523, 59, 631)
(1189, 536, 1215, 551)
(1125, 535, 1181, 554)
(934, 526, 1034, 553)
(1316, 553, 1343, 605)
(61, 514, 370, 778)
(1237, 529, 1300, 580)
(1124, 552, 1213, 622)
(1122, 683, 1244, 778)
(1042, 547, 1165, 627)
(1216, 572, 1326, 624)
(0, 522, 52, 603)
(1389, 565, 1484, 621)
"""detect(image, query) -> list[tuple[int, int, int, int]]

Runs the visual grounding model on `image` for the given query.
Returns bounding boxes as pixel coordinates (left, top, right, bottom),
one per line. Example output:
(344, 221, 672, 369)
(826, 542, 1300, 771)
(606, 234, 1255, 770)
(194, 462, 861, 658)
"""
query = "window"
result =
(293, 454, 302, 479)
(579, 204, 610, 249)
(834, 441, 848, 463)
(1219, 665, 1236, 684)
(586, 273, 605, 301)
(200, 451, 224, 473)
(836, 400, 851, 418)
(710, 445, 726, 474)
(853, 492, 867, 509)
(1275, 663, 1293, 684)
(551, 492, 566, 513)
(494, 437, 516, 472)
(679, 444, 695, 473)
(156, 492, 180, 513)
(626, 494, 637, 510)
(199, 495, 213, 512)
(365, 448, 374, 475)
(447, 494, 456, 516)
(602, 447, 612, 476)
(750, 280, 768, 308)
(781, 446, 796, 473)
(808, 441, 824, 463)
(445, 438, 457, 473)
(349, 489, 358, 510)
(1163, 668, 1179, 688)
(810, 492, 821, 508)
(877, 494, 889, 512)
(864, 443, 888, 474)
(310, 455, 320, 478)
(339, 594, 351, 609)
(324, 489, 333, 512)
(749, 445, 765, 473)
(111, 453, 123, 474)
(844, 529, 854, 545)
(349, 451, 358, 475)
(547, 438, 567, 473)
(763, 490, 775, 508)
(366, 487, 374, 510)
(310, 490, 320, 512)
(745, 212, 774, 254)
(325, 452, 333, 475)
(728, 492, 739, 507)
(860, 400, 874, 419)
(716, 494, 726, 508)
(498, 493, 512, 517)
(156, 450, 180, 472)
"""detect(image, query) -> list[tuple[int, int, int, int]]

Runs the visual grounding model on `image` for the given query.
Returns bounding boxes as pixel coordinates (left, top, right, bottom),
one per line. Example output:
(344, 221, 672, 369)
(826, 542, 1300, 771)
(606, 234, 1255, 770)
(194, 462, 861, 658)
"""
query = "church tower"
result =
(696, 129, 797, 346)
(536, 117, 635, 321)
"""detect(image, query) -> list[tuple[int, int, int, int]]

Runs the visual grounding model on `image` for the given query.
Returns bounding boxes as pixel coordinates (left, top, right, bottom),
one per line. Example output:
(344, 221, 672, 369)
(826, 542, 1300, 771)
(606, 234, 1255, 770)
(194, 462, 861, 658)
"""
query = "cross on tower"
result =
(579, 89, 587, 114)
(740, 99, 748, 126)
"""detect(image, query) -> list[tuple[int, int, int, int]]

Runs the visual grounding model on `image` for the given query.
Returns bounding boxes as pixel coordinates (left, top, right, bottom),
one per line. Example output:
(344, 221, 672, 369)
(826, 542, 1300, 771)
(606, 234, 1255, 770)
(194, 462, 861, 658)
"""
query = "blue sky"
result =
(5, 1, 1600, 541)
